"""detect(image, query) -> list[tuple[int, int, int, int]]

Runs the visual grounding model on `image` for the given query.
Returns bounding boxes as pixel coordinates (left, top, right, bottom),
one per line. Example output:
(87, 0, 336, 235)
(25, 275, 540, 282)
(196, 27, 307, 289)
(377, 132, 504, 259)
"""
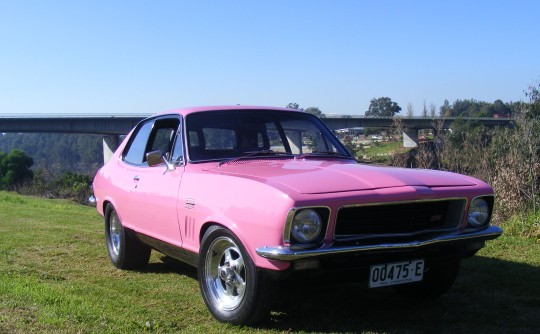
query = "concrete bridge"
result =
(323, 115, 512, 130)
(0, 113, 513, 162)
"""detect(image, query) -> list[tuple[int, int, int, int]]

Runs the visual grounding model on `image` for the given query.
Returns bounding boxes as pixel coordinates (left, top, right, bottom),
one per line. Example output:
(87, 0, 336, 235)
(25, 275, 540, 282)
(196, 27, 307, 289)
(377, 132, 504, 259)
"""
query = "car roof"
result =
(156, 105, 303, 117)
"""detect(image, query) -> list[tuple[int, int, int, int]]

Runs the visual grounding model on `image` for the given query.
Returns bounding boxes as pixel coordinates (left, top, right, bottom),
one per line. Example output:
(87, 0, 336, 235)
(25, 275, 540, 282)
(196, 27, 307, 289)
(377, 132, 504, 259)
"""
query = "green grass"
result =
(361, 141, 408, 164)
(1, 191, 539, 333)
(363, 141, 402, 156)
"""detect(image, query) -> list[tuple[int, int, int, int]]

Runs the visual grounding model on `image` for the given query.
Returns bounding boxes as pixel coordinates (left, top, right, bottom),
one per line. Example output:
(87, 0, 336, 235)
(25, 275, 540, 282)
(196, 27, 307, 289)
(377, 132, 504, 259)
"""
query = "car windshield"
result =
(185, 109, 352, 163)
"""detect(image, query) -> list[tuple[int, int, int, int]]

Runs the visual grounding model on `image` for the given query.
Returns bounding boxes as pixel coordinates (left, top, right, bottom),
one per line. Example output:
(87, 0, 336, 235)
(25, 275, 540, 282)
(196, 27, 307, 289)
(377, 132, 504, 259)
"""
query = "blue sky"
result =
(1, 0, 539, 115)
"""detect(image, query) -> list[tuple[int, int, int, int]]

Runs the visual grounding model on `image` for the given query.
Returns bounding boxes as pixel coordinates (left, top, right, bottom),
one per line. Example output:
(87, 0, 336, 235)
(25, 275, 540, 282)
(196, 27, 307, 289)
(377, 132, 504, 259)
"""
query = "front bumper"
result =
(256, 225, 502, 261)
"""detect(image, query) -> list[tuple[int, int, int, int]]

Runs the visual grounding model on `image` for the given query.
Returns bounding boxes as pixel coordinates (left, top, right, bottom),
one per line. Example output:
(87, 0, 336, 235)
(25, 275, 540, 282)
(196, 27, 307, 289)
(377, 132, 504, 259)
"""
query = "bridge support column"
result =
(402, 130, 418, 148)
(103, 135, 120, 164)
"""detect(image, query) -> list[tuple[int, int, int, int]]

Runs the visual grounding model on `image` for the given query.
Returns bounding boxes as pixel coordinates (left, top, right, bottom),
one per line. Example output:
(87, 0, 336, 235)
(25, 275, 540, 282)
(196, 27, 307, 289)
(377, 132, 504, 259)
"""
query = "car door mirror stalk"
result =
(146, 150, 176, 173)
(162, 156, 176, 173)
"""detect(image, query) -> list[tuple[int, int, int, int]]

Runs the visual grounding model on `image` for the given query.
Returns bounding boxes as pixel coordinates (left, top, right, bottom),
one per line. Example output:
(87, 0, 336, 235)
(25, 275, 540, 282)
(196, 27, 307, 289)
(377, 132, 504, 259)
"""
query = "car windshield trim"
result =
(294, 151, 353, 160)
(218, 150, 293, 166)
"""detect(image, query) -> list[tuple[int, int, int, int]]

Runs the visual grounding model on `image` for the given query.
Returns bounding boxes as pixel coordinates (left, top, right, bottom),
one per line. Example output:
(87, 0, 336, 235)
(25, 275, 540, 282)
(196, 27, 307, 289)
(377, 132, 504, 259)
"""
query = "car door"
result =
(119, 116, 185, 247)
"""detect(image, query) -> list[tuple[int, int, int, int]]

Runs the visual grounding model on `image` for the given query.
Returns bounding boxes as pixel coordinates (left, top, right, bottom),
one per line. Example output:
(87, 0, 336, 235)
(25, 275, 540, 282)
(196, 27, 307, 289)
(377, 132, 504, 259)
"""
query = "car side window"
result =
(123, 117, 182, 166)
(151, 127, 175, 153)
(123, 121, 154, 165)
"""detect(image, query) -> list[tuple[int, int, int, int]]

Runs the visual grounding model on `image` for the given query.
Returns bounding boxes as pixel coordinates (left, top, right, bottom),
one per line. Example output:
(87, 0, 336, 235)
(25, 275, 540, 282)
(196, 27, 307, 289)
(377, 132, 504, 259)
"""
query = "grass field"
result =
(361, 141, 407, 164)
(1, 191, 539, 333)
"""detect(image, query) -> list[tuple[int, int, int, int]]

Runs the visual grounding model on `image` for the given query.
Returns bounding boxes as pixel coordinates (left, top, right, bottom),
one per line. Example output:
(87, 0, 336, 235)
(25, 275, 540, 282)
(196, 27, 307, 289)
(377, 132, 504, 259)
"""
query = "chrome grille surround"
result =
(334, 198, 467, 242)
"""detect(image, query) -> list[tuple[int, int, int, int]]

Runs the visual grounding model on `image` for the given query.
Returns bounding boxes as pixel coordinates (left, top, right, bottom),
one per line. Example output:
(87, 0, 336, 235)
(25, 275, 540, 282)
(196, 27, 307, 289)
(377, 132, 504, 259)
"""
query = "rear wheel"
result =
(198, 226, 274, 325)
(394, 258, 460, 298)
(104, 204, 151, 270)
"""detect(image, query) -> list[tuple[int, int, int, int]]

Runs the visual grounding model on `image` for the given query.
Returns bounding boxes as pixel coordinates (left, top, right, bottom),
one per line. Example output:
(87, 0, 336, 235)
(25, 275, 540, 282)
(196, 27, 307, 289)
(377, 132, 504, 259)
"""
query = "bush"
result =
(0, 149, 34, 190)
(54, 172, 93, 204)
(392, 84, 540, 238)
(17, 170, 93, 205)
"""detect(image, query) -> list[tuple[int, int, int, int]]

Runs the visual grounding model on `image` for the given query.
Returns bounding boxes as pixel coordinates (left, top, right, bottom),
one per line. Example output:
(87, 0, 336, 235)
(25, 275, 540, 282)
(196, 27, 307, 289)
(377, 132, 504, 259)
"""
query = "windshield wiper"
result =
(294, 151, 352, 160)
(218, 150, 292, 167)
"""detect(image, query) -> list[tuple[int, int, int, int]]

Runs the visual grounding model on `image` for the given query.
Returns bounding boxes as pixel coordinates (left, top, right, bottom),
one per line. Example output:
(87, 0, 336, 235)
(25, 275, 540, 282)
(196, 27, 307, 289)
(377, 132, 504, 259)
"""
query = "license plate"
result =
(369, 259, 424, 288)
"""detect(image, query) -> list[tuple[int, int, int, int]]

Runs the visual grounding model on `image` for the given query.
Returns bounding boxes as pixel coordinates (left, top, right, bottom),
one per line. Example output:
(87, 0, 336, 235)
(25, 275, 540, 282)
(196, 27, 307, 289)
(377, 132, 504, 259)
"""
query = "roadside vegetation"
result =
(0, 145, 94, 205)
(0, 191, 538, 333)
(391, 83, 540, 239)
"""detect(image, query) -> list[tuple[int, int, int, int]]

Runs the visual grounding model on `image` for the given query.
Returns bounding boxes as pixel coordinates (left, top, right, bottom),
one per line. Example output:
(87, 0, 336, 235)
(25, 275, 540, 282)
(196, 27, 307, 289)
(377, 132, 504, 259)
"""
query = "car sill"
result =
(133, 231, 199, 267)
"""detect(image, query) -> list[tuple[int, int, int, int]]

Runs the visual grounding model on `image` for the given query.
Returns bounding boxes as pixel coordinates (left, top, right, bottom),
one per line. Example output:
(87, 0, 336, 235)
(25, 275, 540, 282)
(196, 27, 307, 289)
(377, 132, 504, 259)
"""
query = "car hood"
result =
(203, 160, 478, 194)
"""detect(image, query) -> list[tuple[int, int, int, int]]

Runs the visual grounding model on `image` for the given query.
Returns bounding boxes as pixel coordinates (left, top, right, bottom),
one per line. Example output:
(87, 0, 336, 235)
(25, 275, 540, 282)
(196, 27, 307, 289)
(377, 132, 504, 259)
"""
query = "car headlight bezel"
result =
(285, 207, 329, 245)
(467, 196, 493, 228)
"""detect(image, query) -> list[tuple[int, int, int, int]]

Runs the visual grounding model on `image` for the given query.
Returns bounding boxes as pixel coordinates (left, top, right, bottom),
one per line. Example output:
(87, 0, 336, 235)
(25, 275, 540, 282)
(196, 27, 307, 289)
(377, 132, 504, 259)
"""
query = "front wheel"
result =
(198, 226, 274, 325)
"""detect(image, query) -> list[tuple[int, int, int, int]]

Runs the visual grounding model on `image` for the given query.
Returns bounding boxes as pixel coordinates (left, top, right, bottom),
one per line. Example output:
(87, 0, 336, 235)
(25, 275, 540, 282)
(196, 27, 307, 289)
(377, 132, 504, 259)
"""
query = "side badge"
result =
(185, 198, 196, 209)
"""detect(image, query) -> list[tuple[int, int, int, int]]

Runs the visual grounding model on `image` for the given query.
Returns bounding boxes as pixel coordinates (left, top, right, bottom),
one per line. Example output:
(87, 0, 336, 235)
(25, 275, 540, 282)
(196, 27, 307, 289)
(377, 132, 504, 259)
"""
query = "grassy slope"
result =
(362, 141, 408, 164)
(0, 191, 538, 333)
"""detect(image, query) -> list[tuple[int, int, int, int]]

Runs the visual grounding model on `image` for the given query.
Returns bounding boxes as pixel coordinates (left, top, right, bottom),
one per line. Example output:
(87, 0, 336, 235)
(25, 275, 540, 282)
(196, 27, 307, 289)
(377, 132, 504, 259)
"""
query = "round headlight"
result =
(468, 198, 490, 227)
(291, 209, 322, 243)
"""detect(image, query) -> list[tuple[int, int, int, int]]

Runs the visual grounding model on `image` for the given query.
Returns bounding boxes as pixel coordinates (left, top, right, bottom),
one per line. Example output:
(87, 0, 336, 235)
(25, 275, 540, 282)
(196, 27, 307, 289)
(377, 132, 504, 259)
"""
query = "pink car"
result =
(92, 106, 502, 325)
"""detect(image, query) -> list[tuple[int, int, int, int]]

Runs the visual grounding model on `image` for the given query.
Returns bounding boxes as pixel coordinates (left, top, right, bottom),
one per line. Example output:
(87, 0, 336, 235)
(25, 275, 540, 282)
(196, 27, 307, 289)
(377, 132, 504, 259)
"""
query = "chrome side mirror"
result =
(146, 150, 176, 173)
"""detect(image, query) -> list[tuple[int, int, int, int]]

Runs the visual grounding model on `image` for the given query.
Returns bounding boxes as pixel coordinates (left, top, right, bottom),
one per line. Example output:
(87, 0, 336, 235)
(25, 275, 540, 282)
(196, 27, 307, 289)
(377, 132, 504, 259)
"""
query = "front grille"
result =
(334, 199, 465, 237)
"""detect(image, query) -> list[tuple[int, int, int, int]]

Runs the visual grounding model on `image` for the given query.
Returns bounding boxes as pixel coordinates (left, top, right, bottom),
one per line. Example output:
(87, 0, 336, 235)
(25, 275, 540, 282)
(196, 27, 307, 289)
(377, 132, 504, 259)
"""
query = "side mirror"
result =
(146, 150, 166, 167)
(146, 150, 176, 173)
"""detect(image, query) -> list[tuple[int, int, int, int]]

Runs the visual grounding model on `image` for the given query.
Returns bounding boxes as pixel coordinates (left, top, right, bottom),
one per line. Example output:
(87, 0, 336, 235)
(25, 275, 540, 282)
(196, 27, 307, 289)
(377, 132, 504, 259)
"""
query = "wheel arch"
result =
(102, 200, 113, 216)
(198, 219, 290, 271)
(101, 199, 123, 223)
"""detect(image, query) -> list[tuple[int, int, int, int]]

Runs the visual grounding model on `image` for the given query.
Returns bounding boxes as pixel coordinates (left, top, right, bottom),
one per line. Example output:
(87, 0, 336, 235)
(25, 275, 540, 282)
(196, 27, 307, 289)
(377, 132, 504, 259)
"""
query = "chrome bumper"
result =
(256, 225, 503, 261)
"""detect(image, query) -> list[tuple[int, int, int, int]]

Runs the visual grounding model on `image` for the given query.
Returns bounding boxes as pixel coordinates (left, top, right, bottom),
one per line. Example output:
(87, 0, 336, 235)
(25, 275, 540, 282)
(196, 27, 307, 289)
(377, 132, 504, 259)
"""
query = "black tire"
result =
(394, 257, 460, 298)
(198, 225, 274, 325)
(104, 204, 151, 270)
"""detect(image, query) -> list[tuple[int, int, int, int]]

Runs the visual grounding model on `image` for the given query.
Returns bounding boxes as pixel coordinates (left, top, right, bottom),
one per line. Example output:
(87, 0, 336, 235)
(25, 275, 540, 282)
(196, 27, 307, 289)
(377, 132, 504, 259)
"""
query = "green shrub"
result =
(53, 172, 93, 204)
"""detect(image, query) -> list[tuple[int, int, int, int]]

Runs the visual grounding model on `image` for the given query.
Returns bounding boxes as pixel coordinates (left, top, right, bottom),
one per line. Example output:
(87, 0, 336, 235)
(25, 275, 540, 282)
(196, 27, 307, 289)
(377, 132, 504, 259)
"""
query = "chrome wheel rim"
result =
(109, 211, 121, 256)
(204, 236, 246, 311)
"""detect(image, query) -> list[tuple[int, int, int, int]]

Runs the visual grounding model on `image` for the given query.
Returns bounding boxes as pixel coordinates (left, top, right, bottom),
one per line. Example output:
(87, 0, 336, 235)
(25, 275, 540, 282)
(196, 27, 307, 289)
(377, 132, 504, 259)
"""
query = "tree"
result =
(365, 97, 401, 117)
(524, 83, 540, 117)
(421, 100, 428, 118)
(440, 99, 451, 117)
(430, 103, 437, 118)
(0, 149, 34, 189)
(442, 99, 490, 117)
(406, 103, 414, 118)
(304, 107, 326, 118)
(285, 103, 300, 109)
(446, 118, 485, 149)
(286, 103, 325, 118)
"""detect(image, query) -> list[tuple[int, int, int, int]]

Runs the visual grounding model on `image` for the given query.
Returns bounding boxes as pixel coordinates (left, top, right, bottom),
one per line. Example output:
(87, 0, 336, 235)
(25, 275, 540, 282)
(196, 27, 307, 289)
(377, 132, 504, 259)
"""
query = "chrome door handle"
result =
(133, 175, 140, 181)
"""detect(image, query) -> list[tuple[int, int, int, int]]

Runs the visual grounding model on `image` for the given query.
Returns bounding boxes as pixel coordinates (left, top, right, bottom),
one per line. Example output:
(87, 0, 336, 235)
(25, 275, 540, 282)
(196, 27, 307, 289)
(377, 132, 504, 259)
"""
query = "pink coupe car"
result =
(92, 106, 502, 325)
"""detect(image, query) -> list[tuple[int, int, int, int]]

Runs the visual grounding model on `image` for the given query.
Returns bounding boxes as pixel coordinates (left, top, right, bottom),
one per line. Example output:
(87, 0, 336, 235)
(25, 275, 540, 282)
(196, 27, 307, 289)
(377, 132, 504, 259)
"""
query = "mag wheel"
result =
(198, 226, 274, 325)
(104, 204, 151, 270)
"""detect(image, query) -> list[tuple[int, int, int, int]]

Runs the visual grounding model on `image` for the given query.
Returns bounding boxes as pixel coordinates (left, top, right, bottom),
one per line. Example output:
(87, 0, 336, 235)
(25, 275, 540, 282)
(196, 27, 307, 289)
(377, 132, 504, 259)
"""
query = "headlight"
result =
(290, 209, 322, 243)
(468, 198, 490, 227)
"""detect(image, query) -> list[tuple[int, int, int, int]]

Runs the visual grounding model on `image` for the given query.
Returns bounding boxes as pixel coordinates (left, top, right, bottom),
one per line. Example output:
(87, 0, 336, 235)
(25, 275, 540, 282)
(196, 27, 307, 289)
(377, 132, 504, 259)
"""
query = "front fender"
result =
(179, 171, 295, 270)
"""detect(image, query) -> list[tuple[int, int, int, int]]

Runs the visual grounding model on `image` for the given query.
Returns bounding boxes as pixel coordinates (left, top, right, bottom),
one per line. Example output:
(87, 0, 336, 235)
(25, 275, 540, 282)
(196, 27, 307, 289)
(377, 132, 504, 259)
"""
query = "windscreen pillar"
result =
(103, 135, 120, 164)
(402, 130, 418, 148)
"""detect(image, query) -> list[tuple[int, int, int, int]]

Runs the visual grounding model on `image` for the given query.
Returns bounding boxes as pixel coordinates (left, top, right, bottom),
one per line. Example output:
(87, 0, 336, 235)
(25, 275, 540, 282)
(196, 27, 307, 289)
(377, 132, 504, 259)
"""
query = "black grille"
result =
(335, 200, 464, 236)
